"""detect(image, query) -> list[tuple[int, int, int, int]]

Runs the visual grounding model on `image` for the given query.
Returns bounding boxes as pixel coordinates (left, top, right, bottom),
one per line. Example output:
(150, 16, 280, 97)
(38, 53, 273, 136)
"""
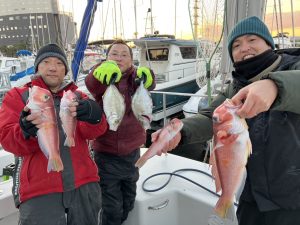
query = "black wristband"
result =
(76, 99, 102, 124)
(19, 110, 38, 139)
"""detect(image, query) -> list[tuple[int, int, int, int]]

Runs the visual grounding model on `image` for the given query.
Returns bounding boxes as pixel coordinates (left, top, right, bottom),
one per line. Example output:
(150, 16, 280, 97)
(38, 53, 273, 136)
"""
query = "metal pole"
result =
(163, 93, 167, 126)
(290, 0, 296, 47)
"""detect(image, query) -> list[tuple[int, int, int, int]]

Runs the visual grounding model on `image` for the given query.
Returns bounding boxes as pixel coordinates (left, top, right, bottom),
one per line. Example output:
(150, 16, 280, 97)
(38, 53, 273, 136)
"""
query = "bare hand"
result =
(68, 101, 78, 117)
(231, 79, 278, 118)
(151, 129, 182, 154)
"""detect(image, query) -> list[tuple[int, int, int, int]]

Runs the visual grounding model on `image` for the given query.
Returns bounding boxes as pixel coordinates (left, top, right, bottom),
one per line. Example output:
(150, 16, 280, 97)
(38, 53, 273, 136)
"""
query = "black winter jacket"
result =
(181, 49, 300, 211)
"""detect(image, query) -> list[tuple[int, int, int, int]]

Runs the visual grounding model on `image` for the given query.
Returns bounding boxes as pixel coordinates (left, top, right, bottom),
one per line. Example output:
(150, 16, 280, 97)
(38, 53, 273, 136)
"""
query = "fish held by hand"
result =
(210, 99, 252, 221)
(26, 86, 63, 172)
(135, 118, 183, 168)
(60, 90, 77, 147)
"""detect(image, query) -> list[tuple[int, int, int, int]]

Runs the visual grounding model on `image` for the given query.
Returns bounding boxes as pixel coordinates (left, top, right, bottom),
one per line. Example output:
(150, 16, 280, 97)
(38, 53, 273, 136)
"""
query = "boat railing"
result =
(0, 71, 11, 105)
(150, 90, 214, 126)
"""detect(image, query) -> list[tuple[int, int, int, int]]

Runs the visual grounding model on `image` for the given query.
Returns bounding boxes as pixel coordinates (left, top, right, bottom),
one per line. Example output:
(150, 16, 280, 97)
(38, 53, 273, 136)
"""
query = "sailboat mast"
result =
(150, 0, 153, 34)
(193, 0, 199, 39)
(134, 0, 138, 38)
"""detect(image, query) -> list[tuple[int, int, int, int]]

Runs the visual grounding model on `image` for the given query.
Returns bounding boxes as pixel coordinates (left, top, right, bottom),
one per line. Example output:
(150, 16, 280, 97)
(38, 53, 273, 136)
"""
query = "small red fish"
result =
(26, 86, 63, 172)
(60, 90, 77, 147)
(135, 118, 183, 168)
(209, 99, 252, 221)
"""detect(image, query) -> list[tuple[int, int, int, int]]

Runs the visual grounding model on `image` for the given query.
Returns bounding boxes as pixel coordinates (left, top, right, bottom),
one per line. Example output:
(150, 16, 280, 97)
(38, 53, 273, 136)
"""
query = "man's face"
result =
(107, 44, 133, 73)
(231, 34, 271, 63)
(37, 57, 66, 93)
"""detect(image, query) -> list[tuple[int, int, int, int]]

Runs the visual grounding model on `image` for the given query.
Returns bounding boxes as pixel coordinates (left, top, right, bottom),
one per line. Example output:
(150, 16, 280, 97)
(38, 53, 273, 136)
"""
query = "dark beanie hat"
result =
(34, 43, 69, 75)
(227, 16, 275, 61)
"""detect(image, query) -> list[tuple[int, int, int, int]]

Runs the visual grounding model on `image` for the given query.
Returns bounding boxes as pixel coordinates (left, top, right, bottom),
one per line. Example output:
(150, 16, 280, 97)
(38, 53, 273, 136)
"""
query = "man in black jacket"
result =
(151, 16, 300, 225)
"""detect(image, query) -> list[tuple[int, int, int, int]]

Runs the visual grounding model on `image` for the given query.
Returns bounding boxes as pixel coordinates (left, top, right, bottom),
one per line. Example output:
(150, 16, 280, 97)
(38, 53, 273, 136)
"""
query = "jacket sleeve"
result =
(85, 63, 107, 101)
(180, 88, 228, 145)
(268, 61, 300, 114)
(0, 88, 40, 156)
(77, 114, 108, 140)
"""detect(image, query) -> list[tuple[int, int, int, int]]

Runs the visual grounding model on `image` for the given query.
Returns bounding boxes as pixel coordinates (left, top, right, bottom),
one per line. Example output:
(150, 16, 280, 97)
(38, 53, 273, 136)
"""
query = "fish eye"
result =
(43, 95, 50, 101)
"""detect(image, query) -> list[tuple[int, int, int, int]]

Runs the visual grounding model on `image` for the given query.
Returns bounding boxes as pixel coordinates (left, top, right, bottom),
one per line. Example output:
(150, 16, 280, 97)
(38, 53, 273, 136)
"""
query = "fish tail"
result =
(215, 198, 235, 221)
(64, 137, 75, 147)
(47, 156, 64, 173)
(135, 157, 148, 168)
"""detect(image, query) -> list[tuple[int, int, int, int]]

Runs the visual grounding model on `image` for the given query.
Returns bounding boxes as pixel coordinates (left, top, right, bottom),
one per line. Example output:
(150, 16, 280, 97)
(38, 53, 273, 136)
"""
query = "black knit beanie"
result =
(227, 16, 275, 62)
(34, 43, 69, 75)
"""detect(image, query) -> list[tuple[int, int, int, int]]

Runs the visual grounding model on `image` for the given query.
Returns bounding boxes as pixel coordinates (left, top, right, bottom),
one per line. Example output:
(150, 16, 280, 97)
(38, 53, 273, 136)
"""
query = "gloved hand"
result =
(19, 110, 38, 139)
(93, 60, 122, 85)
(76, 99, 103, 124)
(137, 67, 153, 89)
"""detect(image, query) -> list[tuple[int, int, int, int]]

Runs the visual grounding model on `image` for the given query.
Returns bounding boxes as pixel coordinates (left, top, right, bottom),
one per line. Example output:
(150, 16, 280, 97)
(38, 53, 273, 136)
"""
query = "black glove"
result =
(76, 99, 103, 124)
(19, 110, 38, 139)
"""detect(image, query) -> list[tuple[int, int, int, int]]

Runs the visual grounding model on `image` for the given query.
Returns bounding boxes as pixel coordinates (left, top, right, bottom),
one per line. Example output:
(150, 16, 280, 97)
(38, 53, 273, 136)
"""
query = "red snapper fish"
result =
(209, 99, 252, 221)
(59, 90, 77, 147)
(26, 86, 63, 172)
(135, 118, 183, 168)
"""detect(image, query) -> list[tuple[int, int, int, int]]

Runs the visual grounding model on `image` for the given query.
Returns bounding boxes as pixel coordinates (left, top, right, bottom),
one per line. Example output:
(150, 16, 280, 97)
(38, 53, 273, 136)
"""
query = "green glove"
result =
(137, 67, 153, 89)
(93, 60, 122, 85)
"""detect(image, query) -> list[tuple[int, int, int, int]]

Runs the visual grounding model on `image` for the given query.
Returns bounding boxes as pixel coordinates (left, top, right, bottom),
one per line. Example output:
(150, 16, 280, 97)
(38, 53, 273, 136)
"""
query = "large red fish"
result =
(59, 90, 77, 147)
(26, 86, 63, 172)
(209, 99, 252, 221)
(135, 118, 183, 168)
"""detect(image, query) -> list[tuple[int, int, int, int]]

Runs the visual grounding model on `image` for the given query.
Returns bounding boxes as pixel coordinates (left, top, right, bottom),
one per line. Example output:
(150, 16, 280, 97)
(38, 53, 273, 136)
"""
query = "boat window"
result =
(146, 48, 169, 61)
(5, 60, 15, 67)
(179, 47, 197, 59)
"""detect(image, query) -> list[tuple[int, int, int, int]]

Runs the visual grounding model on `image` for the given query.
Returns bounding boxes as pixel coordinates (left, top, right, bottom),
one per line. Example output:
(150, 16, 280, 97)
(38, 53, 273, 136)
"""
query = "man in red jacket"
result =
(0, 43, 107, 225)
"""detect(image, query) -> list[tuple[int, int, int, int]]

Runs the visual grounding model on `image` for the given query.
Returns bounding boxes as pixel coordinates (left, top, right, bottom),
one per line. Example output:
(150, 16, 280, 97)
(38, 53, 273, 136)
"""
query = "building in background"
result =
(0, 0, 76, 51)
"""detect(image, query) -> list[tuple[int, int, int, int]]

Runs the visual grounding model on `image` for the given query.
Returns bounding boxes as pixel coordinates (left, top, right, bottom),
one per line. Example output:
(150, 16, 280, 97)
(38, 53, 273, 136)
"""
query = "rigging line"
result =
(134, 0, 138, 38)
(102, 0, 111, 40)
(245, 0, 249, 18)
(71, 0, 77, 43)
(45, 13, 51, 44)
(273, 0, 280, 44)
(290, 0, 295, 47)
(278, 0, 284, 47)
(113, 0, 117, 38)
(119, 0, 124, 39)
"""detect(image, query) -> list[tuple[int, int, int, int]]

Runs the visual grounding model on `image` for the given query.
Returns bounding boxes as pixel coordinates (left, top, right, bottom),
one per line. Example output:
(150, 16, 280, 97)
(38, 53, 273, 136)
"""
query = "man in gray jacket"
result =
(152, 16, 300, 225)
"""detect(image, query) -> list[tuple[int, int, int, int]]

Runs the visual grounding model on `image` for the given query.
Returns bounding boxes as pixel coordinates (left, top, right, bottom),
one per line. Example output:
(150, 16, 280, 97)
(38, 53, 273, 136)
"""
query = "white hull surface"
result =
(124, 149, 238, 225)
(0, 149, 238, 225)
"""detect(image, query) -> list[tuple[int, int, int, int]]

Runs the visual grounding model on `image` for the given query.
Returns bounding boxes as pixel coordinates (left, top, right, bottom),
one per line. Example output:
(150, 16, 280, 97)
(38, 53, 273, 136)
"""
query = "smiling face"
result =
(107, 43, 133, 73)
(37, 57, 66, 93)
(231, 34, 272, 63)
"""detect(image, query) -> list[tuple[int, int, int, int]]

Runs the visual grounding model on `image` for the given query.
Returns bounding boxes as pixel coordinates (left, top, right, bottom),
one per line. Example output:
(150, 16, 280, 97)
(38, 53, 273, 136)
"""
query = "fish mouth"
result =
(141, 114, 151, 122)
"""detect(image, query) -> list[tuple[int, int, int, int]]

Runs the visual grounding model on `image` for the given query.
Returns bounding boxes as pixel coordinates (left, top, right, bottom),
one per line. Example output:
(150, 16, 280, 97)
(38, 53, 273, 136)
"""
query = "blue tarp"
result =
(16, 50, 32, 56)
(10, 66, 35, 81)
(71, 0, 99, 82)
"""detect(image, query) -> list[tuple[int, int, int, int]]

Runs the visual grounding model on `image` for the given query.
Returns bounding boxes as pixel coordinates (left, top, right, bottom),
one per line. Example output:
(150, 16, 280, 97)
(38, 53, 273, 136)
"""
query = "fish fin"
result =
(64, 137, 75, 147)
(208, 214, 225, 225)
(47, 156, 64, 173)
(209, 151, 221, 193)
(226, 204, 236, 221)
(135, 157, 147, 168)
(215, 198, 235, 221)
(235, 169, 247, 202)
(247, 139, 252, 155)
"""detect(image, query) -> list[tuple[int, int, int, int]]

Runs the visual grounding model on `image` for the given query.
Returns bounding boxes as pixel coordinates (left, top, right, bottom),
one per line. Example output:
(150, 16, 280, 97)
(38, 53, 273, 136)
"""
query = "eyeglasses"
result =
(108, 53, 131, 59)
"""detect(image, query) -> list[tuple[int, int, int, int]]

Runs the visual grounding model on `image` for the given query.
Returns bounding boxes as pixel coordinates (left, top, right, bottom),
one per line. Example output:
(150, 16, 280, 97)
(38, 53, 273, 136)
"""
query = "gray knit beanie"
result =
(34, 43, 69, 75)
(227, 16, 275, 61)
